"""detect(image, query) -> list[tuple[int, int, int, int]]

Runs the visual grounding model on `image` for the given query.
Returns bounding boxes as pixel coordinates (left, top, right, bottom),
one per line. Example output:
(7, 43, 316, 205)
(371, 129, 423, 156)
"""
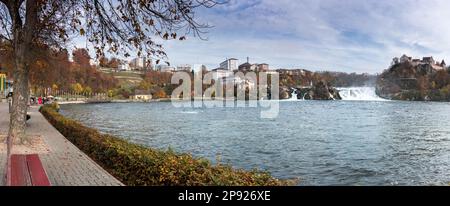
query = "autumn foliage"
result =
(99, 56, 120, 69)
(0, 44, 117, 95)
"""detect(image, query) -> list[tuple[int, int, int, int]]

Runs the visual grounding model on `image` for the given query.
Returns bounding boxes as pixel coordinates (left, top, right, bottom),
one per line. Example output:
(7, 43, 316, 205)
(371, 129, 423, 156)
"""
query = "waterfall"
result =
(288, 88, 298, 101)
(290, 89, 298, 101)
(338, 87, 386, 101)
(282, 88, 300, 101)
(302, 92, 307, 100)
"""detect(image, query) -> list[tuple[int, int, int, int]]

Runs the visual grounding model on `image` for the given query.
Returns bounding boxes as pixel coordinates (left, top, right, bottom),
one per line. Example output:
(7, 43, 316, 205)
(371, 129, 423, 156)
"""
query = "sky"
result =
(74, 0, 450, 74)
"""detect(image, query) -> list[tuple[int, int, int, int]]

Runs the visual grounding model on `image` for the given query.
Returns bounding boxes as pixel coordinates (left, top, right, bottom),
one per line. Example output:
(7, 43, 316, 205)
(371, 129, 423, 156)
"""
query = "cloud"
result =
(162, 0, 450, 73)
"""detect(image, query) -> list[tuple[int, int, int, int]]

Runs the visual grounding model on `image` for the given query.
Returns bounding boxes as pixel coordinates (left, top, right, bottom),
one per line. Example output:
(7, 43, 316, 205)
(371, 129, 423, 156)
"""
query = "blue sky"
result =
(75, 0, 450, 74)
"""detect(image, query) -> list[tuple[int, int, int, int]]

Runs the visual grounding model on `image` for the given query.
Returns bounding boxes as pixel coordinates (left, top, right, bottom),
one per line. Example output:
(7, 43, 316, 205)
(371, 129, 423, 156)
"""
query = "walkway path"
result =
(0, 103, 123, 186)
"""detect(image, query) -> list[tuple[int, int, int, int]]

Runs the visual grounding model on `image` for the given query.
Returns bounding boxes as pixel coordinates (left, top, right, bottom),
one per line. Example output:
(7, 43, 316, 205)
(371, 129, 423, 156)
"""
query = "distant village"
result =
(104, 56, 320, 79)
(102, 57, 279, 94)
(110, 56, 273, 74)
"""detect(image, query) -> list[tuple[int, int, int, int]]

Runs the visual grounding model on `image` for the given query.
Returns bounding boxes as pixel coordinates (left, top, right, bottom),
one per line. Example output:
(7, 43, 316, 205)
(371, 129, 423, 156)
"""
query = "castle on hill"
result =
(392, 54, 446, 70)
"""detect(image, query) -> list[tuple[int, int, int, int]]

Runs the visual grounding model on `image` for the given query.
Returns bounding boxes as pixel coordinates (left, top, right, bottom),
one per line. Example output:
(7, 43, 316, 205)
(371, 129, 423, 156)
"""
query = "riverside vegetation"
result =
(40, 103, 294, 186)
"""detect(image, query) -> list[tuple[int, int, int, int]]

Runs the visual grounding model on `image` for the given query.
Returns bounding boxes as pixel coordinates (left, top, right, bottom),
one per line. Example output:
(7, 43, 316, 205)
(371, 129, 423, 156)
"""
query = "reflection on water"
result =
(60, 101, 450, 186)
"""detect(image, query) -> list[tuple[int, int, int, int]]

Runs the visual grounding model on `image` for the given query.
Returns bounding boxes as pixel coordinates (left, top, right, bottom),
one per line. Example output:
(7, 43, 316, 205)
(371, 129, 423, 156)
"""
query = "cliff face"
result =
(376, 60, 450, 101)
(299, 81, 342, 100)
(278, 81, 341, 100)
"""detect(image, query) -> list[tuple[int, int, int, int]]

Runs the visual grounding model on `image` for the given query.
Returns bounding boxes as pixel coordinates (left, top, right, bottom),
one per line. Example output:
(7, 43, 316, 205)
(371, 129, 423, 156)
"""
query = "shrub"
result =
(399, 90, 424, 101)
(40, 105, 294, 186)
(152, 87, 167, 99)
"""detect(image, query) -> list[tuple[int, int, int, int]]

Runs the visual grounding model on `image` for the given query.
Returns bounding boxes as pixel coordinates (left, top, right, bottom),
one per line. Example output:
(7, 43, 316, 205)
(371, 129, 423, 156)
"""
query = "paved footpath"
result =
(0, 103, 123, 186)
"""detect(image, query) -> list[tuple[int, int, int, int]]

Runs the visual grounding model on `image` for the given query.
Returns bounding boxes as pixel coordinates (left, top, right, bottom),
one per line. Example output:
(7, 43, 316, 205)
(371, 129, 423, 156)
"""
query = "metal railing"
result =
(8, 97, 12, 113)
(35, 90, 111, 103)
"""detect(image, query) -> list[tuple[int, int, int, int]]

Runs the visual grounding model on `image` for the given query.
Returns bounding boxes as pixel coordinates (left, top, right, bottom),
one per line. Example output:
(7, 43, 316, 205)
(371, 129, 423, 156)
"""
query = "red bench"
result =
(6, 154, 51, 186)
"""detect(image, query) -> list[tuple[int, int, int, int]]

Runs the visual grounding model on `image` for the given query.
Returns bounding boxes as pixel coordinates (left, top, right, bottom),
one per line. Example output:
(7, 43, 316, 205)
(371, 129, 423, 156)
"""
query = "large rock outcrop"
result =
(280, 87, 292, 100)
(294, 81, 341, 100)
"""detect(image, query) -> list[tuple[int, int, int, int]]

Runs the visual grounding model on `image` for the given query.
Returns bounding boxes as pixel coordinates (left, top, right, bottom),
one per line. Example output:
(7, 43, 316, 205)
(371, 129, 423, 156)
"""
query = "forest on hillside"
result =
(278, 69, 377, 88)
(1, 41, 117, 96)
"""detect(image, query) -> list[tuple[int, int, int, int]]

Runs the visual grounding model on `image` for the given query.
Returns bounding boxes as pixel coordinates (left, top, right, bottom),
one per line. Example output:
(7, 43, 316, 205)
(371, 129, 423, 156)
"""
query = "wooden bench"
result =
(6, 154, 51, 186)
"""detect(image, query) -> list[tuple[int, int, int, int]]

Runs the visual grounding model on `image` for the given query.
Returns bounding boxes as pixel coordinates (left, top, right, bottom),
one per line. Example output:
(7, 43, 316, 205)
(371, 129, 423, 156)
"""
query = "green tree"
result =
(84, 86, 93, 96)
(71, 83, 83, 94)
(52, 84, 58, 91)
(107, 90, 114, 98)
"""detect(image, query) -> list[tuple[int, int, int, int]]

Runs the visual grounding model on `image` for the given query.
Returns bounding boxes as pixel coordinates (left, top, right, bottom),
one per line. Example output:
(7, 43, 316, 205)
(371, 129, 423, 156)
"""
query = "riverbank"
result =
(56, 98, 173, 105)
(0, 103, 123, 186)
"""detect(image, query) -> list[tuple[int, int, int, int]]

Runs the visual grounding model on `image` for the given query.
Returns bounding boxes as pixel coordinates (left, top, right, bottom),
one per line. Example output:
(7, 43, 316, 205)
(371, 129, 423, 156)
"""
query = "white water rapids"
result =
(282, 87, 387, 101)
(337, 87, 386, 101)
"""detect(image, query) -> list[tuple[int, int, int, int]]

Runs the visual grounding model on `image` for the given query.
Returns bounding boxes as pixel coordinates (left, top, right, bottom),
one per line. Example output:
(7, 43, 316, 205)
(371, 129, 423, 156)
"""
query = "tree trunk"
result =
(6, 0, 38, 145)
(5, 43, 30, 184)
(4, 0, 38, 184)
(8, 46, 30, 146)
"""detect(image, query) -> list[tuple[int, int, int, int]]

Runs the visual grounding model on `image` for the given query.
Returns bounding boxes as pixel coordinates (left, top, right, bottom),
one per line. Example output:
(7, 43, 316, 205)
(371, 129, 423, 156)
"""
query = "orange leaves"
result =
(153, 88, 167, 99)
(72, 48, 91, 67)
(162, 32, 169, 40)
(162, 32, 179, 40)
(34, 60, 48, 70)
(144, 18, 154, 26)
(79, 28, 86, 36)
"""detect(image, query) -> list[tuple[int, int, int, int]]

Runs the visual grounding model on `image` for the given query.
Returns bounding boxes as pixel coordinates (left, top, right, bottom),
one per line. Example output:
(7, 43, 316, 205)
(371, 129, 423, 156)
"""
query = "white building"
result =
(265, 70, 279, 75)
(192, 64, 207, 73)
(177, 64, 192, 72)
(399, 54, 412, 63)
(220, 58, 238, 71)
(118, 64, 131, 71)
(157, 65, 176, 73)
(130, 57, 152, 70)
(90, 59, 99, 66)
(212, 68, 233, 80)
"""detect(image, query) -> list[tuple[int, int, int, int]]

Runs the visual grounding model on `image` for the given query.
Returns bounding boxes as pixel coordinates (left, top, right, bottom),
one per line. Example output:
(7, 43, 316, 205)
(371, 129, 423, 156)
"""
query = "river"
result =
(59, 87, 450, 185)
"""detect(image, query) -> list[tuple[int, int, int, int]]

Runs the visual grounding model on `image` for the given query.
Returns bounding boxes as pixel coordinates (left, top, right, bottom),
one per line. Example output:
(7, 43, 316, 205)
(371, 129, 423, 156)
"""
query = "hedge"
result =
(40, 104, 294, 186)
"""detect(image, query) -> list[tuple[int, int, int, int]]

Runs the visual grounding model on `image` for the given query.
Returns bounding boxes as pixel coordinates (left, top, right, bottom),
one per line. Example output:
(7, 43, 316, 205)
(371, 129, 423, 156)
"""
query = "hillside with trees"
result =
(0, 44, 117, 96)
(376, 55, 450, 101)
(1, 0, 219, 146)
(277, 69, 376, 88)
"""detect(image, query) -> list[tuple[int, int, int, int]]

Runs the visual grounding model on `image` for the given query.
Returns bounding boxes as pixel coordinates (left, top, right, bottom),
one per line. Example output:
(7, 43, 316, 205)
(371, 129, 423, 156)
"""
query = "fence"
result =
(35, 90, 111, 103)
